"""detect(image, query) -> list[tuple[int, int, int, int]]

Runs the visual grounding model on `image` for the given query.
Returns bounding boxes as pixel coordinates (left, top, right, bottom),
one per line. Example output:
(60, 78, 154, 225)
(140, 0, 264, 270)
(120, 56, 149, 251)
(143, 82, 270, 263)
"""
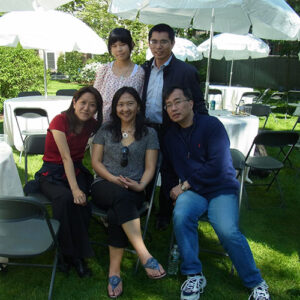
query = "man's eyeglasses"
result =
(149, 39, 170, 46)
(121, 146, 129, 167)
(164, 99, 190, 110)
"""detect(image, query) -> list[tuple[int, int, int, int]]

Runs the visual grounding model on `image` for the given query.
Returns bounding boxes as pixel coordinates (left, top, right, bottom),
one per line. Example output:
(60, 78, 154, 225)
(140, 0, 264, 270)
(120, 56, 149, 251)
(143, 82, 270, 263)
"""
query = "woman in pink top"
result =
(94, 28, 144, 122)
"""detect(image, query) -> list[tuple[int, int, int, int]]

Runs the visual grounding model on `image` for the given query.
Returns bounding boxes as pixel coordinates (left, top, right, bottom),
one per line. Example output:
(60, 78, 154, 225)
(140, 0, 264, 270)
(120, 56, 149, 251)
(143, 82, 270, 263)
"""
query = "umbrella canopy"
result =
(0, 0, 71, 11)
(109, 0, 300, 100)
(0, 10, 107, 95)
(146, 37, 202, 61)
(198, 33, 270, 60)
(109, 0, 300, 41)
(198, 33, 270, 85)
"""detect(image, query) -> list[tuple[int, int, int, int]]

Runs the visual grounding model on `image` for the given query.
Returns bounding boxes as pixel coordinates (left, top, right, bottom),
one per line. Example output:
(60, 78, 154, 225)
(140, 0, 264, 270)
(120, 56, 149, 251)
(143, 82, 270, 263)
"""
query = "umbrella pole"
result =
(43, 50, 48, 97)
(204, 8, 215, 107)
(229, 59, 234, 86)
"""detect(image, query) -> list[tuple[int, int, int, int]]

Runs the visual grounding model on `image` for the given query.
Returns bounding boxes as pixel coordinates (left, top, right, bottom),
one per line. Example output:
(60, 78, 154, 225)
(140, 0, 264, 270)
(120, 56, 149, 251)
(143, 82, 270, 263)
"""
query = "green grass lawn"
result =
(0, 95, 299, 299)
(46, 80, 85, 95)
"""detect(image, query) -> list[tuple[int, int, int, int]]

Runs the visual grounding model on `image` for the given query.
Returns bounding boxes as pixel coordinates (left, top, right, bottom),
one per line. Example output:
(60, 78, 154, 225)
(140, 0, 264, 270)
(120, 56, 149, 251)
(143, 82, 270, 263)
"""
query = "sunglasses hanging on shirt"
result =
(121, 146, 129, 167)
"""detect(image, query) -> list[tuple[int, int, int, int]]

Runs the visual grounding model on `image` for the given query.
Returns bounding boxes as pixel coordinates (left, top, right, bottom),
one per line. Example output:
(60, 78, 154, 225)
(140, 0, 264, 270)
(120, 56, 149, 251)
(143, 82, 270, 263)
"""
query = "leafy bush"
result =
(0, 46, 45, 112)
(57, 51, 85, 82)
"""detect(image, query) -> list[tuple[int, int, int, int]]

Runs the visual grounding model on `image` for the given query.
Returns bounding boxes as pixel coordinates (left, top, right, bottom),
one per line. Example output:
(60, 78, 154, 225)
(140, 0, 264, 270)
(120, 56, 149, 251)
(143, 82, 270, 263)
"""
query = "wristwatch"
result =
(181, 183, 188, 192)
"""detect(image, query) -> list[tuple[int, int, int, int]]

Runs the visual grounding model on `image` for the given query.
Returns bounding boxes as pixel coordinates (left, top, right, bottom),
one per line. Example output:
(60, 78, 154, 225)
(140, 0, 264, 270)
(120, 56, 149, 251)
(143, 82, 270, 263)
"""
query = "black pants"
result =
(147, 122, 174, 221)
(91, 180, 145, 248)
(40, 173, 94, 258)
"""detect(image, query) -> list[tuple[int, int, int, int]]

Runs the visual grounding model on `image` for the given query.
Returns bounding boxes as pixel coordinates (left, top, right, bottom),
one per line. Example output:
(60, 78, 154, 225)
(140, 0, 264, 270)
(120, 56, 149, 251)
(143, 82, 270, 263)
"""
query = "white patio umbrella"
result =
(198, 33, 270, 86)
(109, 0, 300, 100)
(0, 10, 107, 95)
(146, 37, 202, 61)
(0, 0, 71, 11)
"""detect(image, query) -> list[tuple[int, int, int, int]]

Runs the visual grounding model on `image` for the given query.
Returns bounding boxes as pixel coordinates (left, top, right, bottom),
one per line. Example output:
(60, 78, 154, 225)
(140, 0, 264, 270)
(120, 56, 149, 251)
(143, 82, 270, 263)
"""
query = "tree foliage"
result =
(0, 46, 45, 112)
(60, 0, 150, 65)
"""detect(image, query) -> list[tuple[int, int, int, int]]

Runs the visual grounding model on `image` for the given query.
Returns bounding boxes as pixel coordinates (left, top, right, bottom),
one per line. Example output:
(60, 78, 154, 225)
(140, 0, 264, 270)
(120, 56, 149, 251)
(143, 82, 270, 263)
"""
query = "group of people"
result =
(24, 24, 270, 300)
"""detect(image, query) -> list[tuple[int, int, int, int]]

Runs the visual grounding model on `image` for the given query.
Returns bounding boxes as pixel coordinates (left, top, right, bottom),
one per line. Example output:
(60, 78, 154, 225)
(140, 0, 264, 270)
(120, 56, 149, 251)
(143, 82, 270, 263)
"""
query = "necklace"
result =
(121, 128, 134, 139)
(113, 62, 133, 78)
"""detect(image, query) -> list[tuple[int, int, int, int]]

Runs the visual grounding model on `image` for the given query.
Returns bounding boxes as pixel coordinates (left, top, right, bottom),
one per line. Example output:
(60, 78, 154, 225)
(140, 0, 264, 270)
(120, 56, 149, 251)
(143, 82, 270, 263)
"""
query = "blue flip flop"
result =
(108, 275, 122, 299)
(143, 257, 166, 279)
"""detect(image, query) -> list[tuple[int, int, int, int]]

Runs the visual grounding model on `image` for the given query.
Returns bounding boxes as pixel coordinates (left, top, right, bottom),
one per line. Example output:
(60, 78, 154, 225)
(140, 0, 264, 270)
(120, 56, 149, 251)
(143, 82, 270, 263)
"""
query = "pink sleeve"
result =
(93, 64, 108, 92)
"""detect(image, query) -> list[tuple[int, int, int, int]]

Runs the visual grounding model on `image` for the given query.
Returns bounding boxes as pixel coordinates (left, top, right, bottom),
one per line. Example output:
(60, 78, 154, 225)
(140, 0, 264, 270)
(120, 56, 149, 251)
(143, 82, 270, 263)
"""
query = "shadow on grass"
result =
(240, 165, 300, 260)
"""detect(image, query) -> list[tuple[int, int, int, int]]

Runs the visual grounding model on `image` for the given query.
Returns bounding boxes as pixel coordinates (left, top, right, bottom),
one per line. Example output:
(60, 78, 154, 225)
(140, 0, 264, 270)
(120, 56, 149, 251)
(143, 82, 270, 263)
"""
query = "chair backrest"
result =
(230, 149, 245, 172)
(241, 91, 261, 101)
(18, 91, 42, 97)
(247, 104, 271, 117)
(0, 196, 45, 221)
(56, 89, 77, 96)
(257, 88, 270, 102)
(287, 90, 300, 103)
(253, 131, 299, 147)
(24, 134, 47, 155)
(245, 131, 299, 167)
(14, 107, 48, 118)
(0, 196, 59, 255)
(14, 108, 49, 143)
(208, 88, 222, 96)
(269, 91, 287, 102)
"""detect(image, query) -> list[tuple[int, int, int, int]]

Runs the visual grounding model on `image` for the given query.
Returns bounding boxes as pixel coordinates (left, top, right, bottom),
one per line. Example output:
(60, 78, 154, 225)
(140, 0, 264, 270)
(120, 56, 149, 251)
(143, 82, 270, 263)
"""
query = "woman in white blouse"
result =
(94, 28, 144, 122)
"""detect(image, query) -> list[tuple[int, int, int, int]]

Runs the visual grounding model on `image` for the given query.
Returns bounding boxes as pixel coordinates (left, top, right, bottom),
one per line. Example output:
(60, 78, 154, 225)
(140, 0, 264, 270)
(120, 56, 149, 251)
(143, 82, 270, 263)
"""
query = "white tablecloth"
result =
(4, 95, 72, 151)
(0, 142, 24, 197)
(209, 110, 259, 156)
(209, 85, 254, 111)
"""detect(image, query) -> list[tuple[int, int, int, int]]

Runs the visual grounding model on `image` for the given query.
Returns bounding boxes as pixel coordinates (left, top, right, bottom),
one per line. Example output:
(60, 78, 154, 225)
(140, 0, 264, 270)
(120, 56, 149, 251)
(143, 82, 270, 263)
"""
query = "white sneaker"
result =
(180, 274, 207, 300)
(248, 280, 271, 300)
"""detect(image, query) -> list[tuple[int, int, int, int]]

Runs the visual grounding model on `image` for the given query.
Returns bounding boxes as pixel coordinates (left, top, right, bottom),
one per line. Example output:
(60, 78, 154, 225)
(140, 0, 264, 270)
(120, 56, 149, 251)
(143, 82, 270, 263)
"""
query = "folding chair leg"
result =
(275, 177, 284, 208)
(48, 250, 58, 300)
(266, 170, 281, 192)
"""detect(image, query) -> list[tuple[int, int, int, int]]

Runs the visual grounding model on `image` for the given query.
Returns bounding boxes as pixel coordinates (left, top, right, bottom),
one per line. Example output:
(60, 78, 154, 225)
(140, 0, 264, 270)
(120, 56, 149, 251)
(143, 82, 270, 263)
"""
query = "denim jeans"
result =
(173, 191, 263, 288)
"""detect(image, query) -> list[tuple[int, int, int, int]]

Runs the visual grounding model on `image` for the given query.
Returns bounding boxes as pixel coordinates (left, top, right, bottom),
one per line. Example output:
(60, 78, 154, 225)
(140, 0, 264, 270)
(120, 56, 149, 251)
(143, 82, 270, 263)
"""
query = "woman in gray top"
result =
(91, 87, 166, 298)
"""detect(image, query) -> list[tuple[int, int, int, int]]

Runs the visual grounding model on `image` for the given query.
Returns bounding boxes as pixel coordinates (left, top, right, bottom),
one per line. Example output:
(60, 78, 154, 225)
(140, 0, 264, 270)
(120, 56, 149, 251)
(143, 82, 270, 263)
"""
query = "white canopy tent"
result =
(0, 0, 71, 11)
(0, 10, 107, 95)
(109, 0, 300, 100)
(198, 33, 270, 86)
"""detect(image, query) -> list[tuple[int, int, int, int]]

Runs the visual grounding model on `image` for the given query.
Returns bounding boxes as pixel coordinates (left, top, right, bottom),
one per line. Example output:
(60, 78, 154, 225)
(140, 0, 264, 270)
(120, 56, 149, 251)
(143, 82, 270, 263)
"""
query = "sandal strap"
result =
(143, 257, 159, 271)
(108, 275, 122, 291)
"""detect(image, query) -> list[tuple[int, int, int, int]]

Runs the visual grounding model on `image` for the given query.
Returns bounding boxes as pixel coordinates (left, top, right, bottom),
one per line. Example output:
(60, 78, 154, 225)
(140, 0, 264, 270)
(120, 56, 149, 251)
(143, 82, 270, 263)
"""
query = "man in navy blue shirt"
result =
(162, 86, 271, 300)
(142, 23, 207, 230)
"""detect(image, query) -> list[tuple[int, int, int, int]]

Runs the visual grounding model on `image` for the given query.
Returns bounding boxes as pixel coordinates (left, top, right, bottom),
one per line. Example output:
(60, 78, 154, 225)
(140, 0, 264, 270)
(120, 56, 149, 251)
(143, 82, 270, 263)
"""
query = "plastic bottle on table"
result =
(210, 100, 216, 110)
(167, 244, 180, 275)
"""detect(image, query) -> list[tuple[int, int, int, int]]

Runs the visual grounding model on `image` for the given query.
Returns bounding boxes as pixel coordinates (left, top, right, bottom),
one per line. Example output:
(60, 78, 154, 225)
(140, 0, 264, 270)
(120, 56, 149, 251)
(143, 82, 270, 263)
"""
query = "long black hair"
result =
(107, 86, 147, 142)
(64, 86, 103, 135)
(108, 28, 134, 54)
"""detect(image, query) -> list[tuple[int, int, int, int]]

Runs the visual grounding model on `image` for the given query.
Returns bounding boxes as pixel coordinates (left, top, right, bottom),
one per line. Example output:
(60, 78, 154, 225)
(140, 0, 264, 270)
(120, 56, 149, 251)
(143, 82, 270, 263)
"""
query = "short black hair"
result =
(108, 28, 134, 54)
(163, 86, 193, 104)
(148, 23, 175, 42)
(108, 86, 147, 142)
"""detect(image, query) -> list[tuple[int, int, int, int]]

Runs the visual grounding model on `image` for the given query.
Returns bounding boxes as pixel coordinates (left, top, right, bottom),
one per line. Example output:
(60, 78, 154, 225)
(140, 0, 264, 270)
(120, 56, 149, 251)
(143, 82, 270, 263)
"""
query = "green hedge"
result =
(57, 51, 85, 82)
(0, 46, 45, 112)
